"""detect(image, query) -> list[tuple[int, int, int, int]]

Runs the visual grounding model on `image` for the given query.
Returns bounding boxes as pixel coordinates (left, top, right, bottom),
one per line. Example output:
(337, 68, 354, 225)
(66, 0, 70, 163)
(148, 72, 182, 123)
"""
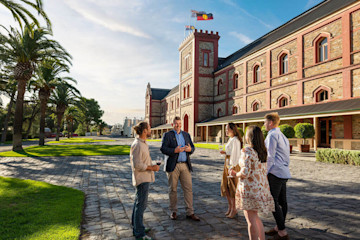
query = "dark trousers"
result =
(268, 173, 288, 230)
(132, 182, 150, 238)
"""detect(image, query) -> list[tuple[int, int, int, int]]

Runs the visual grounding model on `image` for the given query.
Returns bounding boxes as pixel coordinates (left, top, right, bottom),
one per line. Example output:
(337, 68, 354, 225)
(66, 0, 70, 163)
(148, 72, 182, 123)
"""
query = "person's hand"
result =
(184, 143, 192, 152)
(175, 145, 185, 153)
(220, 150, 226, 154)
(228, 169, 237, 177)
(152, 165, 160, 172)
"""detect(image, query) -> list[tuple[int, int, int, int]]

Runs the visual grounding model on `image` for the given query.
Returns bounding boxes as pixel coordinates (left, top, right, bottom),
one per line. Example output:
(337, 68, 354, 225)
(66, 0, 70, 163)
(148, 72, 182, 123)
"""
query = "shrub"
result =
(279, 124, 295, 139)
(316, 148, 360, 166)
(294, 123, 315, 144)
(237, 127, 244, 138)
(261, 125, 268, 139)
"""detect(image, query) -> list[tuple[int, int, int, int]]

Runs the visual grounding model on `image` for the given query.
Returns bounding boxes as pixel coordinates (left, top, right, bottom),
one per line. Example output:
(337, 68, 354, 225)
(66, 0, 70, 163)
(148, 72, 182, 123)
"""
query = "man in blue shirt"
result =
(160, 116, 200, 221)
(264, 112, 291, 240)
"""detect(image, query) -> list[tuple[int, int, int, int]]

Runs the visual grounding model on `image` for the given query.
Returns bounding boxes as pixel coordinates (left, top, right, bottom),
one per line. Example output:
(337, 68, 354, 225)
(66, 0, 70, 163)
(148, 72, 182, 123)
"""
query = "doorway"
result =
(319, 118, 332, 147)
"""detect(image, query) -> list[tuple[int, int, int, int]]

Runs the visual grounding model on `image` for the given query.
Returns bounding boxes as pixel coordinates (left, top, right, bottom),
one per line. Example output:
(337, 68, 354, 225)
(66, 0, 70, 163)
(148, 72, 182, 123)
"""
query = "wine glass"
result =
(156, 156, 162, 166)
(219, 145, 224, 155)
(227, 163, 234, 178)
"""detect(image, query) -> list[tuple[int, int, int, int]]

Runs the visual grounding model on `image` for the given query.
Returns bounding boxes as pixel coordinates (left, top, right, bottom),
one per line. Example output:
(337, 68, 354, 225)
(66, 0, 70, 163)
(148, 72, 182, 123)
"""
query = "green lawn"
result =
(0, 145, 130, 157)
(0, 176, 84, 240)
(147, 139, 161, 142)
(194, 143, 220, 150)
(47, 138, 115, 144)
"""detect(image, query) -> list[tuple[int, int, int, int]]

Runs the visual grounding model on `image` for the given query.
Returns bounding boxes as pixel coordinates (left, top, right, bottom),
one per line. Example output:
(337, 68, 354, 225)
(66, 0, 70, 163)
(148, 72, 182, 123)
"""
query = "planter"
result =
(290, 145, 293, 153)
(299, 144, 310, 152)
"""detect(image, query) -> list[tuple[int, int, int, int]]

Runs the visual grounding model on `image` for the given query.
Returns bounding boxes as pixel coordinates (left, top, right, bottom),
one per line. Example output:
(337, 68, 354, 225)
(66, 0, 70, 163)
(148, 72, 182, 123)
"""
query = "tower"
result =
(178, 29, 220, 137)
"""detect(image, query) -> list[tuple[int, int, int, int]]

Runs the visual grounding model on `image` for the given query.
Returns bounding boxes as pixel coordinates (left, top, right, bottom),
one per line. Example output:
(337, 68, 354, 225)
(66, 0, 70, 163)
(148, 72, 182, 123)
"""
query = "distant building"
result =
(145, 0, 360, 150)
(123, 117, 142, 137)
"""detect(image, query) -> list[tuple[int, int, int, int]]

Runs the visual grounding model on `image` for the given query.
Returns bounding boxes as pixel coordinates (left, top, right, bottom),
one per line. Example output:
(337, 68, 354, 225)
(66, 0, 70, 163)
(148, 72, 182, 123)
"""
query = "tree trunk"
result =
(56, 111, 65, 141)
(24, 105, 40, 140)
(1, 88, 16, 143)
(12, 80, 27, 151)
(39, 90, 50, 146)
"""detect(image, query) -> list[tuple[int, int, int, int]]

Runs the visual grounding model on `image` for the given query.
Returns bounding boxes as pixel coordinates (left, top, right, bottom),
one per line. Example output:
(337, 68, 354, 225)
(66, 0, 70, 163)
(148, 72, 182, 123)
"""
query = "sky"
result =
(0, 0, 324, 125)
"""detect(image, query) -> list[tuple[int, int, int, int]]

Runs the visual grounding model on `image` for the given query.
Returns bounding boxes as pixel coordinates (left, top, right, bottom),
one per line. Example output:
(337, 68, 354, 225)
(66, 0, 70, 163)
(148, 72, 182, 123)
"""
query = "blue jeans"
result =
(132, 182, 150, 238)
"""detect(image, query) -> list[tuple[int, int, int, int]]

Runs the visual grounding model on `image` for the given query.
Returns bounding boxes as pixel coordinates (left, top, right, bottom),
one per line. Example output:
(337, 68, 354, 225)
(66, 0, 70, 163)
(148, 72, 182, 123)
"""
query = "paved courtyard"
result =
(0, 138, 359, 240)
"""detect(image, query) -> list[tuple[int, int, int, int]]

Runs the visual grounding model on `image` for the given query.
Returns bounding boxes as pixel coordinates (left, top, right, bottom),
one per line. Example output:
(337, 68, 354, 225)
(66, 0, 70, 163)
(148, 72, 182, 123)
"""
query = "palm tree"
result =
(0, 24, 71, 150)
(64, 106, 80, 138)
(31, 58, 73, 145)
(0, 0, 51, 31)
(50, 83, 80, 141)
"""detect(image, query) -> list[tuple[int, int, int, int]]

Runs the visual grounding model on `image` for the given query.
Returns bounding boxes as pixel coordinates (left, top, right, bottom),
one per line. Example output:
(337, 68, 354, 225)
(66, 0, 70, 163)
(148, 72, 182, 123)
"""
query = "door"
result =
(319, 118, 332, 147)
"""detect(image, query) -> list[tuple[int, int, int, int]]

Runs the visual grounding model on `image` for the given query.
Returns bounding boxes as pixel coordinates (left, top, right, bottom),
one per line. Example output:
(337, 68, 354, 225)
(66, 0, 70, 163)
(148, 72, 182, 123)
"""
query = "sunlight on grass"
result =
(0, 177, 84, 240)
(0, 144, 130, 157)
(147, 139, 161, 142)
(194, 143, 219, 150)
(47, 138, 115, 144)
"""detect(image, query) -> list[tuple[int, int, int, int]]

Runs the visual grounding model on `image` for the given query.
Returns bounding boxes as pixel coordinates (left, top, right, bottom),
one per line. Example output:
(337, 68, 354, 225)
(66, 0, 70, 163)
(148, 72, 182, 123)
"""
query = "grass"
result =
(0, 176, 84, 240)
(194, 143, 220, 150)
(0, 144, 130, 157)
(47, 138, 115, 144)
(147, 139, 161, 142)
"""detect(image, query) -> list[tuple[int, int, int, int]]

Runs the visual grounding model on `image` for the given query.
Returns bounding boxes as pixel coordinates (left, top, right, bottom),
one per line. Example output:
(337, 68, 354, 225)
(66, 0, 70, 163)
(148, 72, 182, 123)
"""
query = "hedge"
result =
(316, 148, 360, 166)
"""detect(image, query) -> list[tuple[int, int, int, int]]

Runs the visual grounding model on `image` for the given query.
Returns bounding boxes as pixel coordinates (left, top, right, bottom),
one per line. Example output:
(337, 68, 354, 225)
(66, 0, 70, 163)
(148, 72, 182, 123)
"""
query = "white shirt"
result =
(225, 136, 242, 166)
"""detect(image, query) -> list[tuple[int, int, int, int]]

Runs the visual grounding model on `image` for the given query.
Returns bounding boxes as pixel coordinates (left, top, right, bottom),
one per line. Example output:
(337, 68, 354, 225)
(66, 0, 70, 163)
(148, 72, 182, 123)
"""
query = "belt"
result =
(177, 162, 187, 164)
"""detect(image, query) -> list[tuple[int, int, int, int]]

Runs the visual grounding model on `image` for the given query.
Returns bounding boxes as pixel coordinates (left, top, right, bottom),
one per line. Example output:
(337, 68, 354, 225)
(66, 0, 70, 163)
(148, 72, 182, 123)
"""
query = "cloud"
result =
(63, 0, 152, 39)
(229, 31, 253, 45)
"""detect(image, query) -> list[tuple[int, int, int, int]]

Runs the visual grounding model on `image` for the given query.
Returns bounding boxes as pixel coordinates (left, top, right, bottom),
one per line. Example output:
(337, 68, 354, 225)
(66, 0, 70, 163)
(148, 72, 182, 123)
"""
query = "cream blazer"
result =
(225, 137, 241, 166)
(130, 138, 155, 187)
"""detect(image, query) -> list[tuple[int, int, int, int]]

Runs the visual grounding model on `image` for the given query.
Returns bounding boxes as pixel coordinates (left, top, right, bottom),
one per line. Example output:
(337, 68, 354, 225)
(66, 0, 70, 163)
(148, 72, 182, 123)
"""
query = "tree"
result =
(50, 82, 80, 141)
(77, 97, 104, 132)
(0, 24, 70, 150)
(0, 0, 51, 31)
(0, 74, 17, 143)
(294, 123, 315, 144)
(64, 106, 80, 138)
(31, 58, 72, 145)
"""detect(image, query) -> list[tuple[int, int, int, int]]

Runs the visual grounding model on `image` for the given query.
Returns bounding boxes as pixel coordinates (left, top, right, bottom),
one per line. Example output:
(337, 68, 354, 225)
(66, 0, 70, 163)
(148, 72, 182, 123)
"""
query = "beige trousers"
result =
(166, 162, 194, 215)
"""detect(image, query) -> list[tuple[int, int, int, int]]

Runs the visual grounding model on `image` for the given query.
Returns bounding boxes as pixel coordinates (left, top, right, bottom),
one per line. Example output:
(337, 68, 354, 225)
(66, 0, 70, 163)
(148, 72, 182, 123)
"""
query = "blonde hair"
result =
(264, 112, 280, 127)
(133, 121, 149, 135)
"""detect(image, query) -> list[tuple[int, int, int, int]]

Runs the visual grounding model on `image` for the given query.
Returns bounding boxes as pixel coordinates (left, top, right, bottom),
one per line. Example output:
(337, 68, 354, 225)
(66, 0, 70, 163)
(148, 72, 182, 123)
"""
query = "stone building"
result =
(145, 0, 360, 150)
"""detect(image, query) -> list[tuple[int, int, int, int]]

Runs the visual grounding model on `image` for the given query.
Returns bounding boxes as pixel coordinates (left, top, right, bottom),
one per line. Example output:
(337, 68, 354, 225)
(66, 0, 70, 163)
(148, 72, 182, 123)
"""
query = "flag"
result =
(197, 13, 213, 20)
(191, 10, 206, 17)
(185, 25, 195, 30)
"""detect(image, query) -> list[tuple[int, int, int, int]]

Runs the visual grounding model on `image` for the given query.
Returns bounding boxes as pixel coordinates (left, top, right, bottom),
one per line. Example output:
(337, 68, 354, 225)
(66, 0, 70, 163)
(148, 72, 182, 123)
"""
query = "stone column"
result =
(206, 126, 209, 143)
(221, 124, 225, 145)
(313, 117, 318, 151)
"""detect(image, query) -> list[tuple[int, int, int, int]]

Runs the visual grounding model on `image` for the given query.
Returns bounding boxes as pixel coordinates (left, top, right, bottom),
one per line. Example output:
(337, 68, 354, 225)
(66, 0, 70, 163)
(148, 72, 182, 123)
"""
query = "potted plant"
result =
(279, 124, 295, 153)
(294, 123, 315, 152)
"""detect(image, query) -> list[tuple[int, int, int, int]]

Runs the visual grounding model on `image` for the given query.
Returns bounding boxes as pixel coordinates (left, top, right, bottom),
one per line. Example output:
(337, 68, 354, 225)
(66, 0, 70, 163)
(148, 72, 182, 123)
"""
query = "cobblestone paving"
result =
(0, 139, 359, 240)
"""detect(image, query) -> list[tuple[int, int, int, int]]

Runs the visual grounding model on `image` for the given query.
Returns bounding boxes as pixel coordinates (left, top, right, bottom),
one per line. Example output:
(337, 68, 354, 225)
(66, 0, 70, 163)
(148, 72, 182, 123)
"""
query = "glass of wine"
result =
(156, 156, 162, 166)
(219, 145, 224, 155)
(227, 164, 234, 178)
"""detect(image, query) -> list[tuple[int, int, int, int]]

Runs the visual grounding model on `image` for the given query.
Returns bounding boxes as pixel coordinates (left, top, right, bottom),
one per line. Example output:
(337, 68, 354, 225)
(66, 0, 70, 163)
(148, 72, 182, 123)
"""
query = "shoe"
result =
(133, 228, 151, 236)
(186, 214, 200, 221)
(135, 235, 153, 240)
(270, 233, 289, 240)
(265, 228, 278, 236)
(170, 212, 177, 220)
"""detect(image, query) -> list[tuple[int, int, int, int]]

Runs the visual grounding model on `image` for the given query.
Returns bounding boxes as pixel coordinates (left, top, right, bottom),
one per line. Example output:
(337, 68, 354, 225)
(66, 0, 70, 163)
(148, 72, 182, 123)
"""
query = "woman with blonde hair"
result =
(220, 122, 243, 218)
(229, 125, 274, 240)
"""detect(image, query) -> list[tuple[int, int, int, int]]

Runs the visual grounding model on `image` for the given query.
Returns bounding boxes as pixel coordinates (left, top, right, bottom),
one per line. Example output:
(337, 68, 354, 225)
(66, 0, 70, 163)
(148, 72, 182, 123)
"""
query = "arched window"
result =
(217, 108, 222, 117)
(280, 54, 288, 74)
(279, 97, 288, 107)
(217, 79, 223, 95)
(177, 98, 179, 107)
(171, 101, 174, 110)
(187, 85, 190, 98)
(318, 37, 328, 62)
(254, 65, 260, 83)
(183, 87, 186, 99)
(252, 102, 259, 112)
(232, 106, 238, 114)
(233, 74, 238, 89)
(316, 89, 329, 102)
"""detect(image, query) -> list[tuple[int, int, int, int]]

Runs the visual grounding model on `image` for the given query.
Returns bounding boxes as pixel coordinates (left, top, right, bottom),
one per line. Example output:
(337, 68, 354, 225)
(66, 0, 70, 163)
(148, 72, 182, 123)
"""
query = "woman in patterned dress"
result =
(220, 122, 243, 218)
(229, 125, 275, 240)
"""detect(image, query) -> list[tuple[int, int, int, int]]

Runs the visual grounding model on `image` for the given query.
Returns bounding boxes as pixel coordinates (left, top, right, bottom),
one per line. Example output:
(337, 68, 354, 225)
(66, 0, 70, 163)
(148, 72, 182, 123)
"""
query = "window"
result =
(232, 106, 238, 114)
(203, 52, 209, 67)
(217, 79, 223, 95)
(172, 101, 174, 110)
(177, 98, 179, 107)
(187, 85, 190, 98)
(217, 108, 222, 117)
(279, 97, 288, 107)
(318, 37, 328, 62)
(317, 89, 329, 102)
(183, 87, 186, 99)
(253, 102, 259, 112)
(233, 74, 238, 89)
(280, 54, 288, 74)
(254, 65, 260, 83)
(185, 55, 190, 70)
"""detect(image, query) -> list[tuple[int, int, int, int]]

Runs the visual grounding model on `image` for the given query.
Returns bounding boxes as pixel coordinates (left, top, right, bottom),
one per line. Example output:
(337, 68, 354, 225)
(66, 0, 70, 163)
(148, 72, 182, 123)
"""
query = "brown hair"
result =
(173, 116, 181, 122)
(246, 125, 267, 163)
(228, 122, 243, 149)
(133, 121, 149, 135)
(264, 112, 280, 127)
